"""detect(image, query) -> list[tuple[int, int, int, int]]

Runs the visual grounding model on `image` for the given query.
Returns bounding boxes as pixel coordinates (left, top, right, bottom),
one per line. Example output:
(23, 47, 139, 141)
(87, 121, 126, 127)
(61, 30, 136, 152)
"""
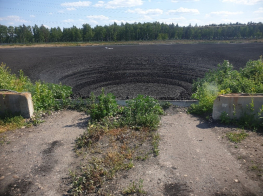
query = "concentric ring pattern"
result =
(0, 44, 262, 100)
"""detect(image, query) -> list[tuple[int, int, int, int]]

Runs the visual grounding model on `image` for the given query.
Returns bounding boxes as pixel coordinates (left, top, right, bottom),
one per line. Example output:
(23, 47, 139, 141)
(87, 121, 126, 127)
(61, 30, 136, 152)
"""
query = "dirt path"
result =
(0, 111, 88, 196)
(157, 113, 262, 195)
(0, 110, 262, 195)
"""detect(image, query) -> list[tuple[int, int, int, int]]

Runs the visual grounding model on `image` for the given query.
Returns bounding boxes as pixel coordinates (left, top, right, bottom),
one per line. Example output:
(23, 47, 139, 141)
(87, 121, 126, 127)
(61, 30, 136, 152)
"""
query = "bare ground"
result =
(1, 44, 263, 100)
(0, 109, 263, 195)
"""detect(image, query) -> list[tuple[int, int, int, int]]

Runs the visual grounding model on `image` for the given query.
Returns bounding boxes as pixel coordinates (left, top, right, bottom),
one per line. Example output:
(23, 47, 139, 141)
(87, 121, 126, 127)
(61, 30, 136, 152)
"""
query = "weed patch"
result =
(226, 131, 249, 143)
(0, 114, 26, 133)
(122, 179, 146, 195)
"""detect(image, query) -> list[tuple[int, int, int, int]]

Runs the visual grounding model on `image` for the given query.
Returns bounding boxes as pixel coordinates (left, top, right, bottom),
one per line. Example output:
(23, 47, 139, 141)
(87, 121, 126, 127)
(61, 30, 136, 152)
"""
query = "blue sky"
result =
(0, 0, 263, 28)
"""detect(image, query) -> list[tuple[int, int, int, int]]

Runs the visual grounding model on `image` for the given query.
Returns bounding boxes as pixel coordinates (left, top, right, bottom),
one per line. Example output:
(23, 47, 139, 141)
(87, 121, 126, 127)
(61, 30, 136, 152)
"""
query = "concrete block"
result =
(0, 91, 34, 118)
(212, 93, 263, 120)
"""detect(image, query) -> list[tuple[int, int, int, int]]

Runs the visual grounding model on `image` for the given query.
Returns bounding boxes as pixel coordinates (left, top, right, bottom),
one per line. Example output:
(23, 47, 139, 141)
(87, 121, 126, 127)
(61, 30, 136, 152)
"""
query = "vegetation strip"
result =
(70, 90, 163, 194)
(0, 22, 262, 43)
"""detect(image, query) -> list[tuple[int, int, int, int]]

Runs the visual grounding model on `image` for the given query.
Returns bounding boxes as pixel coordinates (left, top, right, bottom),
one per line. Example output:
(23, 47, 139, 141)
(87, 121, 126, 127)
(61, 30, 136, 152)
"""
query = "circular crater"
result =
(59, 66, 193, 100)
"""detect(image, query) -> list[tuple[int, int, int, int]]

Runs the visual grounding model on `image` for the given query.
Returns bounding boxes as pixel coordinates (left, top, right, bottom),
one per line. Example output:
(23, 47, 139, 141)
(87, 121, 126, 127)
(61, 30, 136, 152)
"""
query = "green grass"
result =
(0, 114, 26, 133)
(226, 131, 249, 143)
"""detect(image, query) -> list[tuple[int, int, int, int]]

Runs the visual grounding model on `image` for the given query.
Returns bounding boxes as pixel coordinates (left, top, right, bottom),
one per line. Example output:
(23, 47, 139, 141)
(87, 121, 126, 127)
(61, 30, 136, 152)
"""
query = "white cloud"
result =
(104, 0, 143, 9)
(253, 17, 263, 22)
(0, 15, 27, 23)
(63, 19, 74, 22)
(49, 12, 53, 15)
(87, 15, 109, 20)
(168, 7, 200, 14)
(158, 16, 186, 24)
(94, 1, 105, 7)
(67, 7, 76, 10)
(254, 7, 263, 14)
(61, 1, 91, 7)
(206, 11, 243, 17)
(222, 0, 263, 5)
(126, 8, 163, 15)
(43, 25, 50, 28)
(88, 19, 99, 25)
(30, 15, 35, 18)
(171, 0, 199, 2)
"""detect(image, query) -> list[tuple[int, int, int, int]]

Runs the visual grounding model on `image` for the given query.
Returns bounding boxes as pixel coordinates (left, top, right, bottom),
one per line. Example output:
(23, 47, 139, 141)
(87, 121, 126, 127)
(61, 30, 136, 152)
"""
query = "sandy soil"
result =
(0, 109, 262, 195)
(0, 44, 262, 100)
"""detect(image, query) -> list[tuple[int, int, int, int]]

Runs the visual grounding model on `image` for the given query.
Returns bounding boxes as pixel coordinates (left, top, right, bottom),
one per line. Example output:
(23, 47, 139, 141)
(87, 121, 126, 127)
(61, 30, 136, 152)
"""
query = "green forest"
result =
(0, 21, 263, 43)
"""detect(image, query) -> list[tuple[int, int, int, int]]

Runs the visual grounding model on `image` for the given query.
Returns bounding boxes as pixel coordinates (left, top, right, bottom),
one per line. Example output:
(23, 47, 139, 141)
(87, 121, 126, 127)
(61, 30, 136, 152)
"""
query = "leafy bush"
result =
(89, 89, 119, 122)
(189, 57, 263, 115)
(0, 63, 31, 92)
(123, 95, 164, 129)
(31, 81, 72, 111)
(0, 63, 72, 111)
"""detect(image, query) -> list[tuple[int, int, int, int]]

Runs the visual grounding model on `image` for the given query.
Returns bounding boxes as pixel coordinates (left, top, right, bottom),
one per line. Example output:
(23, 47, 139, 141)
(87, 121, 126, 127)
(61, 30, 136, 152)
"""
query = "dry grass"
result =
(1, 39, 262, 49)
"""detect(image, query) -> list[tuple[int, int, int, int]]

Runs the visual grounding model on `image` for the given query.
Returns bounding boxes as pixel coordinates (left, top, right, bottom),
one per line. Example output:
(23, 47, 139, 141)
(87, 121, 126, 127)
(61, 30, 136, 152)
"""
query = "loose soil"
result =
(0, 44, 263, 100)
(0, 109, 262, 195)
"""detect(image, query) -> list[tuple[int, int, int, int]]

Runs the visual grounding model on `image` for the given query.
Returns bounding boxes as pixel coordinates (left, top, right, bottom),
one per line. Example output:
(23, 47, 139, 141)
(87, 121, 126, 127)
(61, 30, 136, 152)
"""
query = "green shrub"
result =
(0, 63, 32, 92)
(220, 112, 231, 124)
(123, 95, 164, 129)
(189, 82, 218, 114)
(190, 58, 263, 115)
(89, 89, 119, 122)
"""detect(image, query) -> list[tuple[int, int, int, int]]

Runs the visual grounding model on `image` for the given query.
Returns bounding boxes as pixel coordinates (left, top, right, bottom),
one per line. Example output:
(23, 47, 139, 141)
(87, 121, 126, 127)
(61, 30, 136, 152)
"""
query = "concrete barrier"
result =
(0, 91, 34, 118)
(212, 93, 263, 120)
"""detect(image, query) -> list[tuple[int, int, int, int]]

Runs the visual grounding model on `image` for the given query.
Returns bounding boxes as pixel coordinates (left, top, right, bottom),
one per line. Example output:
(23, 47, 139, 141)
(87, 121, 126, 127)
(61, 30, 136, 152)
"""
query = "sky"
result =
(0, 0, 263, 29)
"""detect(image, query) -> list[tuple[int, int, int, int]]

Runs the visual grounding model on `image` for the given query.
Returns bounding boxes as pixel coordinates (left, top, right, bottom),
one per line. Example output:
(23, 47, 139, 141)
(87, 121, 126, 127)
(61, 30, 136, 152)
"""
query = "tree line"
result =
(0, 21, 262, 43)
